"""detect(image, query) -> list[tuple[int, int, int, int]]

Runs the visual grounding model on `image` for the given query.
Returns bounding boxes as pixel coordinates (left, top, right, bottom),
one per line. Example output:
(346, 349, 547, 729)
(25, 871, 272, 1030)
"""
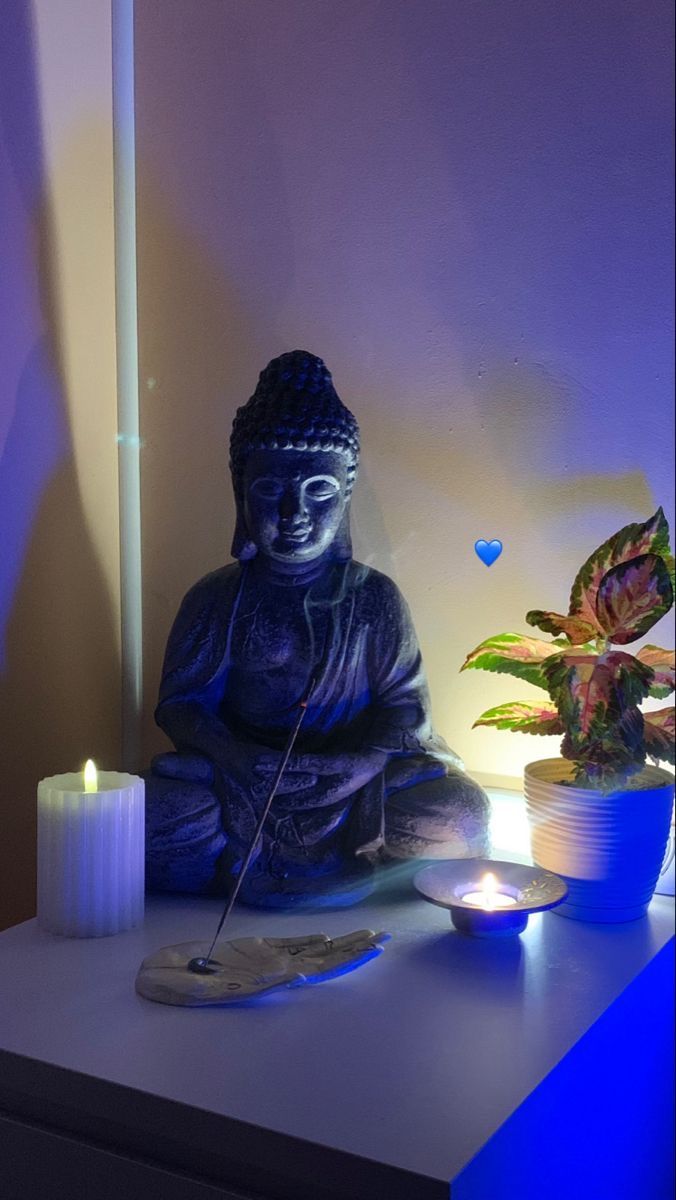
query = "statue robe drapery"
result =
(150, 560, 484, 906)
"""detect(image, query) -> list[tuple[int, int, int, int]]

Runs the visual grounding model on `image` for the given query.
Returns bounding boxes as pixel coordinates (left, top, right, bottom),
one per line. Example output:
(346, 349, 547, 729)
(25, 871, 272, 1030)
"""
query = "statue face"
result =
(243, 449, 349, 562)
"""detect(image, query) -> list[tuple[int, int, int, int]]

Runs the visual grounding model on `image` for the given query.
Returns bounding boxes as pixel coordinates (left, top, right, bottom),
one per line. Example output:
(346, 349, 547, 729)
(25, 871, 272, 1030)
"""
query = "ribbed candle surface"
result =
(37, 771, 145, 937)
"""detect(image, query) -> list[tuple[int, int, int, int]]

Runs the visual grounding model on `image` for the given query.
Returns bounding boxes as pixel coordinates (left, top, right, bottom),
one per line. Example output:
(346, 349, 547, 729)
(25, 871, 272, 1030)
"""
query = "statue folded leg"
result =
(380, 756, 491, 861)
(145, 750, 491, 899)
(144, 752, 372, 906)
(144, 754, 228, 895)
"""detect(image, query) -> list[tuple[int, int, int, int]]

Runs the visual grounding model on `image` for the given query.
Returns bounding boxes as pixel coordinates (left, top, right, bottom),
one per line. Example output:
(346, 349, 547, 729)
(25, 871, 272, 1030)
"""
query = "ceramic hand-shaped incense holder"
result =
(135, 930, 390, 1006)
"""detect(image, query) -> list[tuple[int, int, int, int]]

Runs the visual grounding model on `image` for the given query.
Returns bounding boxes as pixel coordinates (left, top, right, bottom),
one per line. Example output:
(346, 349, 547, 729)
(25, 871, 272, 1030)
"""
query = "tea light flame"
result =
(481, 871, 498, 911)
(460, 872, 517, 909)
(84, 759, 98, 793)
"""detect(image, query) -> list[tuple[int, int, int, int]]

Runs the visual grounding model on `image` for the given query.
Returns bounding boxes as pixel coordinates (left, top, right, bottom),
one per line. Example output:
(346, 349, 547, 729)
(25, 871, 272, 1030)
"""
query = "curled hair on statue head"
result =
(229, 350, 360, 500)
(229, 351, 359, 563)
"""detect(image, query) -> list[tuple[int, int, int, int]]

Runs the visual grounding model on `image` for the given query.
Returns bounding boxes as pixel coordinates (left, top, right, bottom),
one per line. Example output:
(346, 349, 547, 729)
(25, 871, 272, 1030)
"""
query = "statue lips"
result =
(279, 525, 312, 544)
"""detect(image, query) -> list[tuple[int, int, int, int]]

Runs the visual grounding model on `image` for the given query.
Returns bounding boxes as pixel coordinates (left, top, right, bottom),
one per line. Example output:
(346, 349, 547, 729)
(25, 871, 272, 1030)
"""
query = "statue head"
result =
(229, 352, 360, 563)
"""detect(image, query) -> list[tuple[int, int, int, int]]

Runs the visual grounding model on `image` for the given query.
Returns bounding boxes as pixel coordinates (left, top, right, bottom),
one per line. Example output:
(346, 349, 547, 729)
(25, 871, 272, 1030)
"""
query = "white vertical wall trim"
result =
(112, 0, 142, 770)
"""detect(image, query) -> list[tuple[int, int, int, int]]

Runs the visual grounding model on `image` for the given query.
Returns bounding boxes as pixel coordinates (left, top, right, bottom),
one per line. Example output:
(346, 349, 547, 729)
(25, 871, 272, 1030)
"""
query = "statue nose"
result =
(281, 511, 310, 530)
(279, 489, 309, 524)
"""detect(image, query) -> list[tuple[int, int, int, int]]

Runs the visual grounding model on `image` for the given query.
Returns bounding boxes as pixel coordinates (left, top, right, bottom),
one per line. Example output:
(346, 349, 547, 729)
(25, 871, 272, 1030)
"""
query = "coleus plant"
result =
(462, 508, 675, 791)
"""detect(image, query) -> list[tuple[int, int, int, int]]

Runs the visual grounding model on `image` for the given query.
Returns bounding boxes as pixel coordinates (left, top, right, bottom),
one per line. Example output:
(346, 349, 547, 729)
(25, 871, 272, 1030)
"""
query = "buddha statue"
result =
(145, 351, 490, 907)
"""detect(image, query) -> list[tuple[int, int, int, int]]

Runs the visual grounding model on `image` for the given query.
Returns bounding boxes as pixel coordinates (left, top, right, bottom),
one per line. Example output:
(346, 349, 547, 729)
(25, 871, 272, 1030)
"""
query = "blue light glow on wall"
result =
(0, 0, 68, 669)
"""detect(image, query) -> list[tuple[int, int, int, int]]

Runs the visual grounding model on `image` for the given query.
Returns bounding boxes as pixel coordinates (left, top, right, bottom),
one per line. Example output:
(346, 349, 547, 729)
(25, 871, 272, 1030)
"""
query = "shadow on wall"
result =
(0, 0, 119, 931)
(136, 171, 292, 764)
(136, 168, 400, 767)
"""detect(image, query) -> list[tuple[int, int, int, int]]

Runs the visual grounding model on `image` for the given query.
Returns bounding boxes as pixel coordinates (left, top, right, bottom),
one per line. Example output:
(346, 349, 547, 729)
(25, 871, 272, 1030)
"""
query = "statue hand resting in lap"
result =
(145, 351, 490, 907)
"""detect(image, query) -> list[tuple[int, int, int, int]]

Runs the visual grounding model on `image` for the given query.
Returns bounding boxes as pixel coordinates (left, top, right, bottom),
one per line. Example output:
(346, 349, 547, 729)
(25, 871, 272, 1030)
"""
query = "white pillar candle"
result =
(37, 762, 145, 937)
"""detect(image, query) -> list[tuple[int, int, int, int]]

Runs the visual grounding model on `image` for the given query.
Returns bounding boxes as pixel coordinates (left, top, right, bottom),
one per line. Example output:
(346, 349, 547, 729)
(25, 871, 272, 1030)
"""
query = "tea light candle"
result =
(415, 858, 569, 938)
(37, 761, 145, 937)
(461, 872, 518, 910)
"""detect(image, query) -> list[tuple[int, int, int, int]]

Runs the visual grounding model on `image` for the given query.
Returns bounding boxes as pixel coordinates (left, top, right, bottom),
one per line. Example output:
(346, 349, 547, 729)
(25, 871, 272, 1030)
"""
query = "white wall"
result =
(134, 0, 674, 783)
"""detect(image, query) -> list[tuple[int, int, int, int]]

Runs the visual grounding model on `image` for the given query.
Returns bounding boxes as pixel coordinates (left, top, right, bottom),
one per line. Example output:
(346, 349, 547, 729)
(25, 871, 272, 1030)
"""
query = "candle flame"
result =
(84, 759, 98, 793)
(480, 871, 498, 911)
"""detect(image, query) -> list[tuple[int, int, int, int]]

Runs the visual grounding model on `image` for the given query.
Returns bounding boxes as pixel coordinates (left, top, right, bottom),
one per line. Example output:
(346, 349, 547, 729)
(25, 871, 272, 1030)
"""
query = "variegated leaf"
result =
(543, 651, 653, 736)
(461, 634, 563, 689)
(635, 645, 676, 698)
(643, 707, 675, 765)
(562, 706, 647, 790)
(595, 554, 673, 644)
(472, 701, 564, 735)
(569, 507, 675, 629)
(525, 610, 601, 644)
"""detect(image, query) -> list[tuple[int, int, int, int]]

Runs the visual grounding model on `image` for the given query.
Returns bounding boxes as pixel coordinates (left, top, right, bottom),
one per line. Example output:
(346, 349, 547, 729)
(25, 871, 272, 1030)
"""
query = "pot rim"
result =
(524, 758, 675, 798)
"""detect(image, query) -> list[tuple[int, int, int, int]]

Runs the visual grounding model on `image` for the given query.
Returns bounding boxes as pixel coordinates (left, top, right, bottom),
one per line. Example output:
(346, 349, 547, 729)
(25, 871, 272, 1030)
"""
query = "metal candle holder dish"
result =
(414, 858, 568, 937)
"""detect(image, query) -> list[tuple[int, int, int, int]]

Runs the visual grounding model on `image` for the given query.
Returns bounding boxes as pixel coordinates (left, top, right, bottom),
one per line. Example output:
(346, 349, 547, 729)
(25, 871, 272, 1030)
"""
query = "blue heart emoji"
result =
(475, 539, 503, 566)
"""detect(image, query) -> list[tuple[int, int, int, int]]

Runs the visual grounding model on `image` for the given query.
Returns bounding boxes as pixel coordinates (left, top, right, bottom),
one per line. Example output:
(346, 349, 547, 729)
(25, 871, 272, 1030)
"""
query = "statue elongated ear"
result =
(231, 505, 258, 561)
(332, 503, 353, 562)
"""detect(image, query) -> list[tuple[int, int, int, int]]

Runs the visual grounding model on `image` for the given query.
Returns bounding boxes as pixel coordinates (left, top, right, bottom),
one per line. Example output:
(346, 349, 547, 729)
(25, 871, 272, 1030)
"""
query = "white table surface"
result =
(0, 792, 674, 1197)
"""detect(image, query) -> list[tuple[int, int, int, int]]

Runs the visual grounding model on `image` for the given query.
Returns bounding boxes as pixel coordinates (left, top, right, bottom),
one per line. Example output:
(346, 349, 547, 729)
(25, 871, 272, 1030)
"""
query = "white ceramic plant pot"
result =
(524, 759, 675, 923)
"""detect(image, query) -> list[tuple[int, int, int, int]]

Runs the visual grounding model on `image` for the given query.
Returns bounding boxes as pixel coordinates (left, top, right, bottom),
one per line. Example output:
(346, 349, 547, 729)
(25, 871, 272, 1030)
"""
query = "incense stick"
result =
(188, 677, 316, 974)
